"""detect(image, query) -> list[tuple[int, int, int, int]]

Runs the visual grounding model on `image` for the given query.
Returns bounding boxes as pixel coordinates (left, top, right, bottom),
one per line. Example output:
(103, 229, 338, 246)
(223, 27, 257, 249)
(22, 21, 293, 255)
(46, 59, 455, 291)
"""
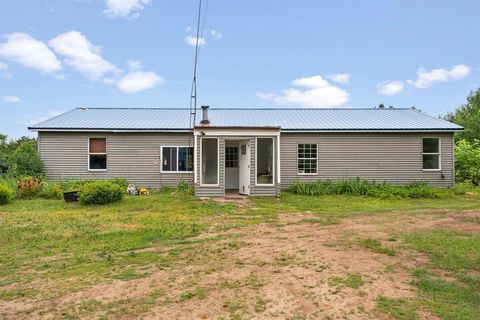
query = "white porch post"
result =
(276, 133, 281, 185)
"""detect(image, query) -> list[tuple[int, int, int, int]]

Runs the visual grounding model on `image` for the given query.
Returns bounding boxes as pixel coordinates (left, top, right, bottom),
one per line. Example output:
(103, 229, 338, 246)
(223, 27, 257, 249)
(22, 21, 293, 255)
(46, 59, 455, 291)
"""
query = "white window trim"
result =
(200, 137, 220, 187)
(297, 143, 318, 175)
(422, 137, 442, 172)
(87, 137, 107, 172)
(160, 146, 194, 173)
(255, 137, 275, 186)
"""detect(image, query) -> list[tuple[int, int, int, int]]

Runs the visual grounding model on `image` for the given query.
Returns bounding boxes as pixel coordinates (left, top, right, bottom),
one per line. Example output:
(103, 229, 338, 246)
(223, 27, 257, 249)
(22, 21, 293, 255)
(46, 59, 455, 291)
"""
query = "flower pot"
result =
(63, 191, 79, 202)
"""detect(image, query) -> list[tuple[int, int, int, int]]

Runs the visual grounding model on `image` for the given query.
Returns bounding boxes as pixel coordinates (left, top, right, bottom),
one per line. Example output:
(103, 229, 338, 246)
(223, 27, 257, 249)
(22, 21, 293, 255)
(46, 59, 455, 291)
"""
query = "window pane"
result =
(257, 138, 273, 184)
(162, 147, 177, 171)
(202, 139, 218, 184)
(298, 144, 317, 173)
(89, 138, 106, 153)
(90, 154, 107, 170)
(423, 154, 439, 170)
(178, 147, 193, 171)
(225, 146, 238, 168)
(423, 138, 439, 153)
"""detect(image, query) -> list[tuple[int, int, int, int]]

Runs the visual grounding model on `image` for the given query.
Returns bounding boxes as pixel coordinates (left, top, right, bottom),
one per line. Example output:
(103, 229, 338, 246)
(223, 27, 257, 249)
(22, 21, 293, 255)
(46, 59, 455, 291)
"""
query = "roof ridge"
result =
(75, 107, 413, 111)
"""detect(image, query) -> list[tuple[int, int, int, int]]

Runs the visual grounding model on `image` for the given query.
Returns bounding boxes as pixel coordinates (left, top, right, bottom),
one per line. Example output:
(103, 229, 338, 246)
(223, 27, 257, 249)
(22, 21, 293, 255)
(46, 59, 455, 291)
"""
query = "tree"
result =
(11, 142, 44, 177)
(445, 88, 480, 142)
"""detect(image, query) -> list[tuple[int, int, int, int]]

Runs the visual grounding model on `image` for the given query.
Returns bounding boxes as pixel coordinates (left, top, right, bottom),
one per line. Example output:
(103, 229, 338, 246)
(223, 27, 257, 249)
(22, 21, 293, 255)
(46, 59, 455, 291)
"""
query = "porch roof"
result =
(28, 107, 463, 132)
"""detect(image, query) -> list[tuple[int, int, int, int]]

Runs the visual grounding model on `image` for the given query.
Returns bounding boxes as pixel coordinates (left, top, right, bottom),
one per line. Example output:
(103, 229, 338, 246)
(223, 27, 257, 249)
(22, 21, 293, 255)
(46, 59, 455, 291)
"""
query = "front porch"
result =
(193, 127, 281, 197)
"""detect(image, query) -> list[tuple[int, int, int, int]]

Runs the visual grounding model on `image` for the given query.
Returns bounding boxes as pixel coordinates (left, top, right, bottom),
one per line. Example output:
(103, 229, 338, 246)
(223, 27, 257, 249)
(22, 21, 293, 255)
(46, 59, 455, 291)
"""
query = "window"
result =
(422, 138, 441, 170)
(225, 146, 238, 168)
(201, 138, 218, 185)
(162, 146, 193, 172)
(256, 138, 274, 185)
(298, 143, 317, 174)
(89, 138, 107, 170)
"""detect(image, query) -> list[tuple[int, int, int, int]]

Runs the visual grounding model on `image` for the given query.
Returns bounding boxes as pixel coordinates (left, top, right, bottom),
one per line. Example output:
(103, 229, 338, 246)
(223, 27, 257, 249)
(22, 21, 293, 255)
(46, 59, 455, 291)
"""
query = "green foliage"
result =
(360, 238, 396, 256)
(454, 181, 479, 195)
(287, 178, 445, 199)
(78, 181, 124, 205)
(445, 88, 480, 142)
(406, 230, 480, 319)
(454, 139, 480, 185)
(11, 142, 44, 178)
(175, 180, 192, 195)
(59, 178, 128, 192)
(329, 273, 364, 289)
(0, 183, 14, 205)
(38, 182, 63, 200)
(377, 296, 419, 320)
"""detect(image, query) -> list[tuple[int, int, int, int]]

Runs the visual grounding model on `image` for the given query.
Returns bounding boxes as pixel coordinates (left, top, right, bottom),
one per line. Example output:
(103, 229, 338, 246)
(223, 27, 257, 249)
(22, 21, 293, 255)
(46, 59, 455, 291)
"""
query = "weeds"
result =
(288, 178, 447, 199)
(360, 238, 396, 256)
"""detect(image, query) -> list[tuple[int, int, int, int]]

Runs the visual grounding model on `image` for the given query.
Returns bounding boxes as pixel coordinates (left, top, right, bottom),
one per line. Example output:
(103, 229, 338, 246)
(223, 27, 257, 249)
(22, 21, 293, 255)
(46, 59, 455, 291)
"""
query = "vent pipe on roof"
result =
(200, 105, 210, 125)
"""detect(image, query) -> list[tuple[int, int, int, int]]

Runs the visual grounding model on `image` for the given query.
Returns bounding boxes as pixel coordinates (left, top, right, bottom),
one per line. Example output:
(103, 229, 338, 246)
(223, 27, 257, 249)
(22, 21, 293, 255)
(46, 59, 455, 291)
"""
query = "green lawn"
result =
(1, 190, 480, 319)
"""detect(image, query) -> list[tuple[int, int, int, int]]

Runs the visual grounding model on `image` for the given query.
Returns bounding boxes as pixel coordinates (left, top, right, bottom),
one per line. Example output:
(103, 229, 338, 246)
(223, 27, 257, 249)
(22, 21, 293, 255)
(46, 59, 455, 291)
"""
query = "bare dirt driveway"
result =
(3, 204, 479, 319)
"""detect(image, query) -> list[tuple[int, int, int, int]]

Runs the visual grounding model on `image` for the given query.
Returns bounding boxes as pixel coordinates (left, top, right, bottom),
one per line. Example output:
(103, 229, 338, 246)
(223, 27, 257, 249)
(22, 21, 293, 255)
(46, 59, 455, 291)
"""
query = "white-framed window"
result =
(225, 146, 239, 168)
(200, 137, 219, 185)
(422, 138, 441, 171)
(298, 143, 317, 174)
(161, 146, 193, 172)
(256, 137, 274, 186)
(88, 137, 107, 171)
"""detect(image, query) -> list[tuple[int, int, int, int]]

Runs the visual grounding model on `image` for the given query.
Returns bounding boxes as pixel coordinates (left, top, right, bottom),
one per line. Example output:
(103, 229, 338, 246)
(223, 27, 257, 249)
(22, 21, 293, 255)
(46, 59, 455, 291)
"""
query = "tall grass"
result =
(287, 178, 447, 199)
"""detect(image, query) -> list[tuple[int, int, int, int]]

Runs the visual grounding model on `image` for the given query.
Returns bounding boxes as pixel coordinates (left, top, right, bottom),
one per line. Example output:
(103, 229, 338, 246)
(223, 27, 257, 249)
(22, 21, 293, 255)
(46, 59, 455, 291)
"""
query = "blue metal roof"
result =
(28, 107, 463, 132)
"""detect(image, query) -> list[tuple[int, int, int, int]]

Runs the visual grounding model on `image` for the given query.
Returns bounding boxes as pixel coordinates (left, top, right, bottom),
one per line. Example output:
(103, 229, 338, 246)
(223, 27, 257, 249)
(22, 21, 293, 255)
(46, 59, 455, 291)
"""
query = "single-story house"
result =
(28, 106, 463, 197)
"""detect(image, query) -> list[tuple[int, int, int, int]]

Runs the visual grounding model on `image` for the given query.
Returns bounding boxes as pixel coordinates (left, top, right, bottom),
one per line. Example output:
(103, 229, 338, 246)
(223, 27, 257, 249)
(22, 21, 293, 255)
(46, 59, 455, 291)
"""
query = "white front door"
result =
(239, 141, 250, 195)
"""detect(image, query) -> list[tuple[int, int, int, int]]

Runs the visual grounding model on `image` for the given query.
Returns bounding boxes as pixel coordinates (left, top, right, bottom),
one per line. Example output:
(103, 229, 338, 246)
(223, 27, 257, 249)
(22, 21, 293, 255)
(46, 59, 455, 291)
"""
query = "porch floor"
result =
(224, 189, 248, 199)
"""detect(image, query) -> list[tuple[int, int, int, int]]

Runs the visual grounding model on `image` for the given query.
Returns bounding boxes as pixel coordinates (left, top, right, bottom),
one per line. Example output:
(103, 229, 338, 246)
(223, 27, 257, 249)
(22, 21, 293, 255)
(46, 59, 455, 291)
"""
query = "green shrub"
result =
(110, 177, 129, 189)
(0, 183, 14, 205)
(455, 139, 480, 185)
(11, 142, 44, 178)
(454, 181, 478, 195)
(288, 178, 445, 199)
(39, 182, 63, 199)
(16, 177, 43, 199)
(78, 181, 124, 205)
(175, 180, 192, 195)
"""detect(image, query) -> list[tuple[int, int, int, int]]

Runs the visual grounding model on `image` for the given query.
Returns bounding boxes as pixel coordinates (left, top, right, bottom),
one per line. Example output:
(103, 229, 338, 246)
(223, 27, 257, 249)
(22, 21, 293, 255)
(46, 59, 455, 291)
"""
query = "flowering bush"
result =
(17, 177, 43, 199)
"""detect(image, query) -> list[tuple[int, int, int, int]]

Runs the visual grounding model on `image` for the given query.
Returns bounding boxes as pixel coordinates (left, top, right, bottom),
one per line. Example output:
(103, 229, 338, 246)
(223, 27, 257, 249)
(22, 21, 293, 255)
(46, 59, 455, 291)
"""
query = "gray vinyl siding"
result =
(194, 137, 225, 197)
(250, 137, 280, 197)
(280, 132, 454, 188)
(38, 132, 193, 188)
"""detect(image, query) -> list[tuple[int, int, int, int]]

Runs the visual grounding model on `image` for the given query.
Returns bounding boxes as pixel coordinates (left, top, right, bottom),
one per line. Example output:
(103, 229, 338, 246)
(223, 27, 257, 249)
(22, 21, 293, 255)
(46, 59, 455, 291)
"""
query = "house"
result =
(28, 106, 463, 197)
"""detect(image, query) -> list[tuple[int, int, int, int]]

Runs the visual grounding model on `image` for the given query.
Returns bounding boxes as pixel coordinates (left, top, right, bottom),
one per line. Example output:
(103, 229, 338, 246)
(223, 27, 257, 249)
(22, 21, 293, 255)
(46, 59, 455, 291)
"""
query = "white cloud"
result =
(117, 71, 163, 93)
(210, 30, 223, 40)
(0, 62, 7, 70)
(408, 64, 471, 89)
(0, 33, 62, 73)
(327, 73, 351, 84)
(185, 26, 192, 32)
(126, 59, 142, 70)
(258, 75, 350, 108)
(103, 0, 152, 19)
(49, 31, 119, 80)
(185, 35, 206, 47)
(377, 80, 404, 96)
(2, 95, 20, 103)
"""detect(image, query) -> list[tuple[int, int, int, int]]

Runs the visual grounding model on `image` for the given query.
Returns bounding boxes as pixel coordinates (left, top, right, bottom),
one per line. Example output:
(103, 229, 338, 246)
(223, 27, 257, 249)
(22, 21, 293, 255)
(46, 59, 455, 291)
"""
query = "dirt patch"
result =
(1, 209, 478, 319)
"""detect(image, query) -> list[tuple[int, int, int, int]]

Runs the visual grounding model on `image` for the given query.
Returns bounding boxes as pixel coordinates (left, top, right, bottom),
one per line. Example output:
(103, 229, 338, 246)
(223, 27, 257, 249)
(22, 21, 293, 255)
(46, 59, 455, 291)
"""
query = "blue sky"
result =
(0, 0, 479, 138)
